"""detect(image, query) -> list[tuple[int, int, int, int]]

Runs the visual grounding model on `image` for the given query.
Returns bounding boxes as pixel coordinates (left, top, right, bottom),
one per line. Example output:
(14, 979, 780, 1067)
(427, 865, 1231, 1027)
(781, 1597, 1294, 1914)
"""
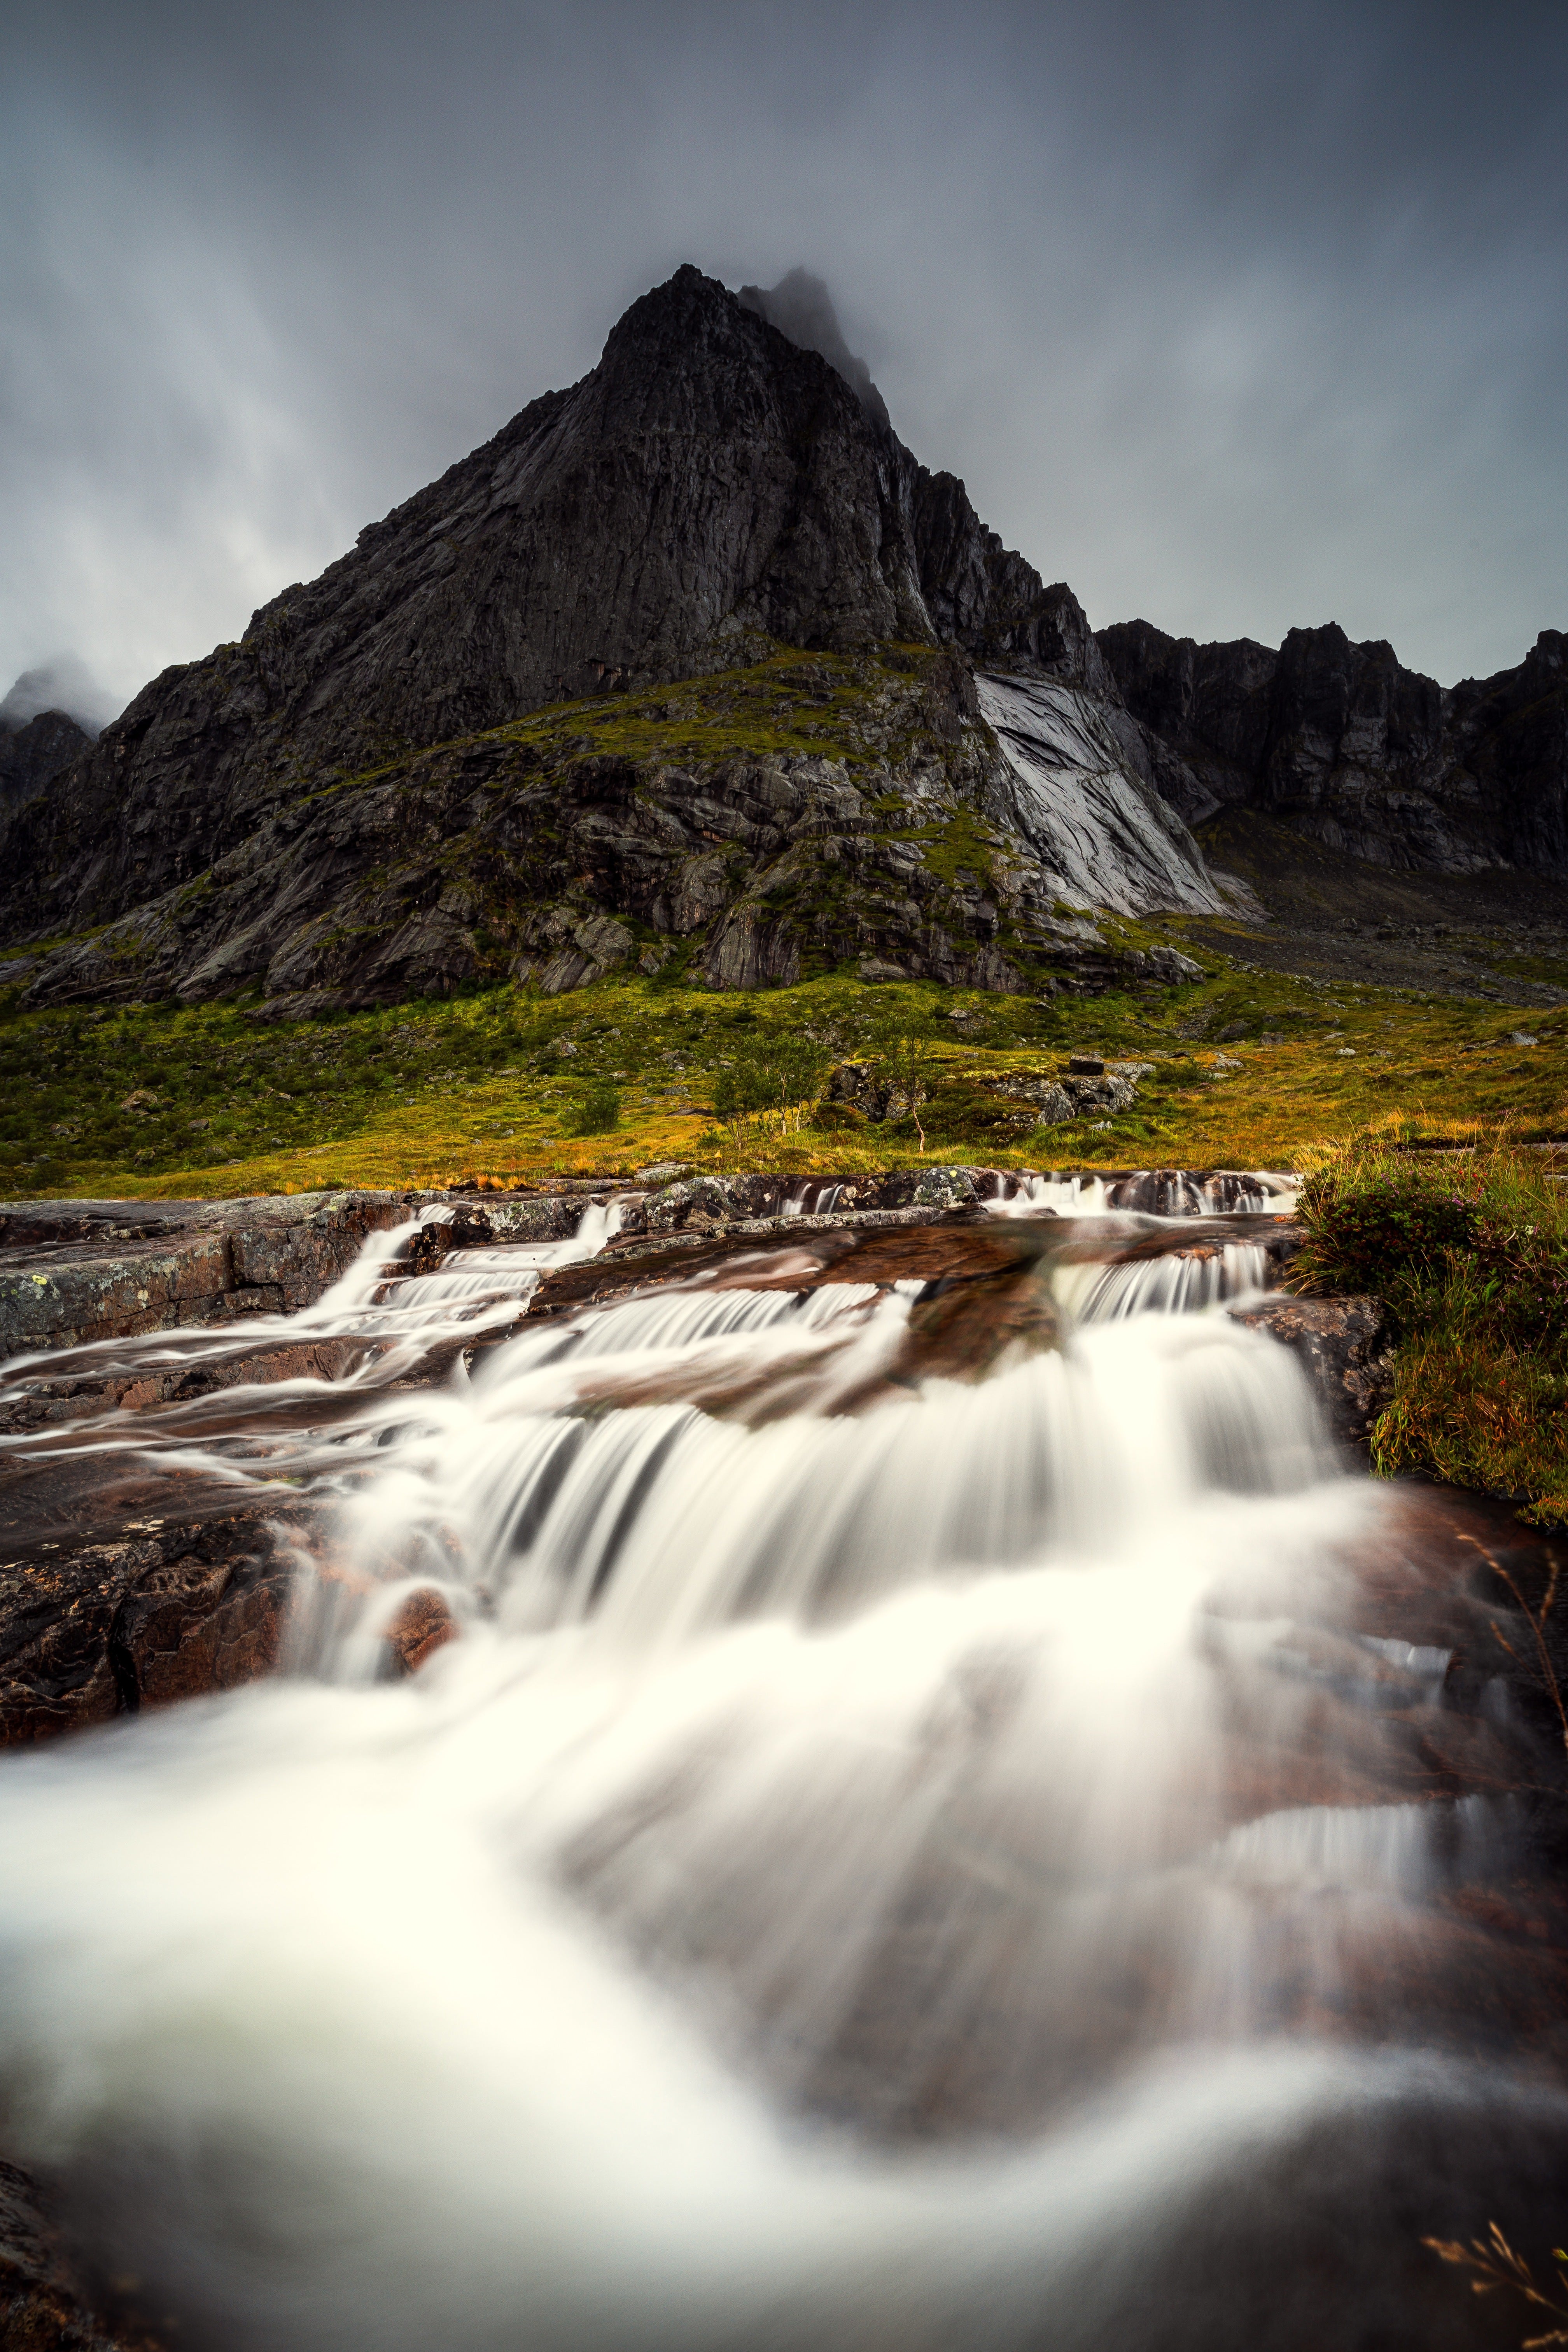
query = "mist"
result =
(2, 0, 1564, 710)
(0, 654, 119, 735)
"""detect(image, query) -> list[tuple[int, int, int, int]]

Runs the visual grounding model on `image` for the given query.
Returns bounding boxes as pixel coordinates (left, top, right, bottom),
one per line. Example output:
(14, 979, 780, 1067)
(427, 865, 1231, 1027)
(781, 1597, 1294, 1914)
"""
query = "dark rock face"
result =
(0, 1191, 429, 1365)
(0, 1188, 609, 1381)
(0, 1504, 303, 1746)
(0, 708, 93, 814)
(0, 267, 1214, 1000)
(1227, 1294, 1397, 1446)
(2, 2156, 166, 2351)
(737, 267, 891, 429)
(11, 649, 1204, 1010)
(1099, 616, 1568, 874)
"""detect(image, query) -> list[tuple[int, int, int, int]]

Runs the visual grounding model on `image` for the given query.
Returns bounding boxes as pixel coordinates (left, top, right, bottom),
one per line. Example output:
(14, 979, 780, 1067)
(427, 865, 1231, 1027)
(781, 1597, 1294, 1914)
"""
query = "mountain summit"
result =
(737, 268, 891, 429)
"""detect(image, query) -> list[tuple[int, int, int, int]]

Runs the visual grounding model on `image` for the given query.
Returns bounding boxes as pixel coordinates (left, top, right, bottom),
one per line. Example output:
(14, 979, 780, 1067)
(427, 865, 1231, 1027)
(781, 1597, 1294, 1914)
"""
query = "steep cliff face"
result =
(0, 266, 1216, 1003)
(1445, 633, 1568, 872)
(1098, 617, 1568, 873)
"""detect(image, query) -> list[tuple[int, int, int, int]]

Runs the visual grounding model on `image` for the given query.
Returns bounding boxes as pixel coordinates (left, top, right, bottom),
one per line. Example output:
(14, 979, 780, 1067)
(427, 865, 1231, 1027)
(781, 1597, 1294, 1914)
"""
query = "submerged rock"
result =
(384, 1587, 459, 1677)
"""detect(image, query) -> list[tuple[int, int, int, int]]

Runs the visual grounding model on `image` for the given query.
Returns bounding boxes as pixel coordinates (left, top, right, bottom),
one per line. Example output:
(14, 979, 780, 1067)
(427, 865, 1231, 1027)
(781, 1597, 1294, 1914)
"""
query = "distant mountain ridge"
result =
(0, 658, 112, 819)
(0, 709, 93, 815)
(1097, 617, 1568, 873)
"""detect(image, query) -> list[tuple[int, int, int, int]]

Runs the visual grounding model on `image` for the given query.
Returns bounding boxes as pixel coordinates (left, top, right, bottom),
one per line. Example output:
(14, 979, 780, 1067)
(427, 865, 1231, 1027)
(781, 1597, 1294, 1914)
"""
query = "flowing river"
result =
(0, 1185, 1564, 2351)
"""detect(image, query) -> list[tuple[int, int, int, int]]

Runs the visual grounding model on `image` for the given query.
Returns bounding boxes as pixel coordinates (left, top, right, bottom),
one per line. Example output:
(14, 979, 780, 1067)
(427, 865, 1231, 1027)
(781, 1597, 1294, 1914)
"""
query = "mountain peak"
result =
(0, 656, 117, 738)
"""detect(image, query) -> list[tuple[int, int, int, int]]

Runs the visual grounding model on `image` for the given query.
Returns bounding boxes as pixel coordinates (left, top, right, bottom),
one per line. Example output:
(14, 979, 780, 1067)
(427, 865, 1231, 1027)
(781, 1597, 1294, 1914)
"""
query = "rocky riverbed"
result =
(2, 1168, 1564, 2352)
(0, 1167, 1391, 1753)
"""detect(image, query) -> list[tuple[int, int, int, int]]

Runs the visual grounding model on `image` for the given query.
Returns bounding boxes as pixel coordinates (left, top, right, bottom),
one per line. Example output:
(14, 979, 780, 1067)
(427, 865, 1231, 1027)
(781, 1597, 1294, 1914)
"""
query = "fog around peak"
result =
(737, 269, 891, 432)
(0, 656, 120, 738)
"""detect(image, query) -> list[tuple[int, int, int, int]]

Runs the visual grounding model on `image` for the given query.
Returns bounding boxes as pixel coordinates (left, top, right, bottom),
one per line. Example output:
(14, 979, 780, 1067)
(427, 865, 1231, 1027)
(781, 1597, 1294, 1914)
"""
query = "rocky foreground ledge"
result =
(0, 1166, 1274, 1360)
(0, 1167, 1400, 1767)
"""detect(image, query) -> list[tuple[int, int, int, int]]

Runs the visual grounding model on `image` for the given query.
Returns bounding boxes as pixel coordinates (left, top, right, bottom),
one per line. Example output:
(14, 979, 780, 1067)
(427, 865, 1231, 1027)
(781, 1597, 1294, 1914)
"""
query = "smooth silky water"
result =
(0, 1189, 1563, 2350)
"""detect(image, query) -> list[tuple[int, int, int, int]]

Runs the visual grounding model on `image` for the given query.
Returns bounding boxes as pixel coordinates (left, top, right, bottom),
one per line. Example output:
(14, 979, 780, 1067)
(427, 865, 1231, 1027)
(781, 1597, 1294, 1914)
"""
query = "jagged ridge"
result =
(1098, 617, 1568, 873)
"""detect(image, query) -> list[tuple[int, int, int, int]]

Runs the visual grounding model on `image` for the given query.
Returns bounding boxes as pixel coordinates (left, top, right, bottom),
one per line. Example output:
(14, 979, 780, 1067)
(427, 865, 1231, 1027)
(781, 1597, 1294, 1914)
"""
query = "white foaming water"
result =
(0, 1198, 632, 1462)
(0, 1202, 1543, 2351)
(989, 1170, 1298, 1218)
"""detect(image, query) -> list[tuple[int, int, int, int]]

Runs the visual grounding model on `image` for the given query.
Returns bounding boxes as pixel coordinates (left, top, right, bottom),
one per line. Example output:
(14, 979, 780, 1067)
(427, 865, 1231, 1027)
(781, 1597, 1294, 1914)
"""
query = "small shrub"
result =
(1296, 1164, 1477, 1292)
(565, 1079, 621, 1136)
(710, 1035, 831, 1153)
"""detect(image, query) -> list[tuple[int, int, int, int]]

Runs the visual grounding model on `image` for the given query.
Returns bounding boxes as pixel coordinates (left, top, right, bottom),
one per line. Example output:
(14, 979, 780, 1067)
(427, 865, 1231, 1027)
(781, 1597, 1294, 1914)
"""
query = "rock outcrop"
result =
(0, 1188, 604, 1378)
(2, 2156, 165, 2351)
(9, 642, 1214, 1011)
(1227, 1293, 1398, 1447)
(977, 675, 1221, 916)
(0, 268, 1219, 1005)
(0, 1192, 427, 1365)
(1098, 616, 1568, 874)
(0, 1504, 304, 1746)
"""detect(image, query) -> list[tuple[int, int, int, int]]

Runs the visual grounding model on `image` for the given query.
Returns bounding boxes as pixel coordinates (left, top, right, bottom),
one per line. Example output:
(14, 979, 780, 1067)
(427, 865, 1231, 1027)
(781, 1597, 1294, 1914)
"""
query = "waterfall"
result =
(0, 1177, 1562, 2352)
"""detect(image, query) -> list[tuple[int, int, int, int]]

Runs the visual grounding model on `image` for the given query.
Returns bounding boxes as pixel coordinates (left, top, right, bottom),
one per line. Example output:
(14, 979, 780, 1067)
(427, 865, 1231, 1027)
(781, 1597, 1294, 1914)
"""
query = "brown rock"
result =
(0, 1506, 308, 1746)
(384, 1587, 458, 1676)
(1227, 1293, 1397, 1446)
(0, 2158, 166, 2352)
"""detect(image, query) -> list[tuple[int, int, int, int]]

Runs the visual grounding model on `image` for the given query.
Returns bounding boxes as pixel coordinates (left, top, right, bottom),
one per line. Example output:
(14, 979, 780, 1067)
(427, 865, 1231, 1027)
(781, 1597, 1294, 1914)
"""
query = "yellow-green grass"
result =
(305, 638, 952, 811)
(2, 955, 1565, 1199)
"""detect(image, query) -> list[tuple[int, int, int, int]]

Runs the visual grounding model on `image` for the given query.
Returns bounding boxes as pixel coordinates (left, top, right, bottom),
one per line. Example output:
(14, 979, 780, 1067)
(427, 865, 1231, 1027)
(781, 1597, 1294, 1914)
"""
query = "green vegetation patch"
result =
(1293, 1136, 1568, 1525)
(0, 950, 1563, 1199)
(326, 640, 957, 802)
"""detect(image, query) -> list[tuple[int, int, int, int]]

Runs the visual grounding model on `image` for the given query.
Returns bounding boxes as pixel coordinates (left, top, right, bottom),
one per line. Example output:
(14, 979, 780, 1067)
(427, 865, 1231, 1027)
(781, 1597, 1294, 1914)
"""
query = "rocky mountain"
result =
(1098, 617, 1568, 873)
(0, 266, 1220, 1011)
(737, 266, 891, 430)
(0, 657, 117, 737)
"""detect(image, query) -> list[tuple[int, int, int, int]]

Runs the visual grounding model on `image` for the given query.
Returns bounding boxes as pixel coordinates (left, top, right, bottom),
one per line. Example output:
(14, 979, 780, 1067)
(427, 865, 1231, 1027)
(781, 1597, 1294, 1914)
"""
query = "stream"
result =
(0, 1183, 1565, 2351)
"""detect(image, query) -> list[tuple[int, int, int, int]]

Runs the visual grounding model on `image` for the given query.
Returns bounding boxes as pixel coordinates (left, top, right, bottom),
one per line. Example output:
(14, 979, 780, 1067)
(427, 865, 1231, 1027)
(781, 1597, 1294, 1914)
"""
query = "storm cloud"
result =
(2, 0, 1564, 716)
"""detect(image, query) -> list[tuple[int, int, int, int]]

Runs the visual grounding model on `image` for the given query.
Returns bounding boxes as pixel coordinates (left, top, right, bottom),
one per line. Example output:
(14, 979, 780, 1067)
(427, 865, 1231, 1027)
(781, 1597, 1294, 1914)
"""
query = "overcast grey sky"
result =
(3, 0, 1564, 716)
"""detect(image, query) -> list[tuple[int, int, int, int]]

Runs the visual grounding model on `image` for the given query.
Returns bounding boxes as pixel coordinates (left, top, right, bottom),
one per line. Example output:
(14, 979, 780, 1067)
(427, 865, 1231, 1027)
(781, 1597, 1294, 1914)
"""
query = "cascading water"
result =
(989, 1169, 1299, 1217)
(1053, 1240, 1272, 1322)
(0, 1186, 1564, 2352)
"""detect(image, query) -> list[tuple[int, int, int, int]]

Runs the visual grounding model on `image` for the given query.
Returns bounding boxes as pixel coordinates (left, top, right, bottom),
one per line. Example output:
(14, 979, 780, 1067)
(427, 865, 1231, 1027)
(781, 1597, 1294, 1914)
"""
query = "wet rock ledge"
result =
(0, 1171, 1388, 1771)
(0, 1190, 457, 1358)
(0, 1169, 1279, 1364)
